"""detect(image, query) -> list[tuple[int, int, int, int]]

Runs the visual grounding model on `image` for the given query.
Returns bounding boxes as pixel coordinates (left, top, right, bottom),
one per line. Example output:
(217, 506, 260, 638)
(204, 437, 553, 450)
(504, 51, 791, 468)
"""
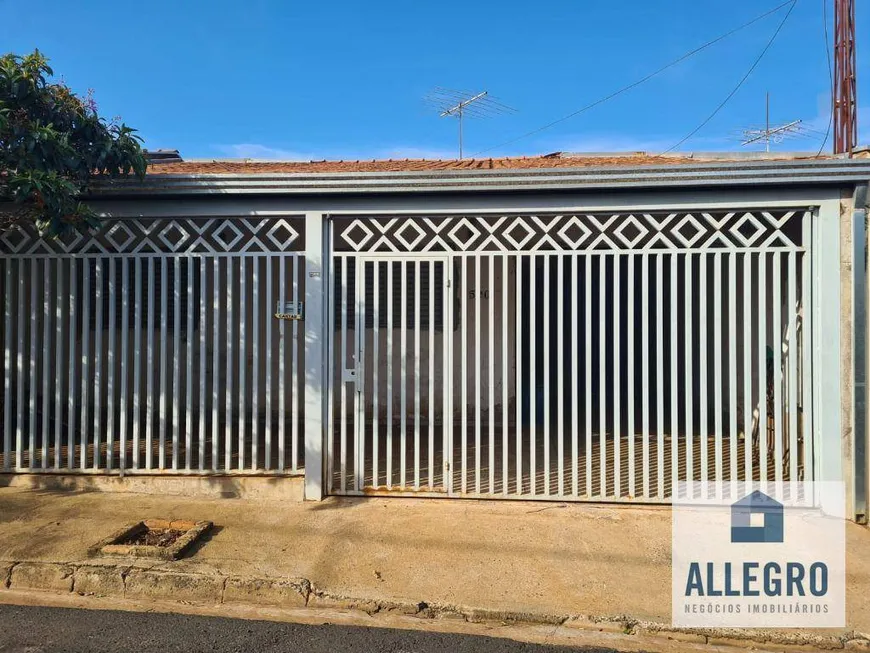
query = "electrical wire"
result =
(662, 0, 798, 153)
(468, 0, 798, 157)
(816, 0, 834, 156)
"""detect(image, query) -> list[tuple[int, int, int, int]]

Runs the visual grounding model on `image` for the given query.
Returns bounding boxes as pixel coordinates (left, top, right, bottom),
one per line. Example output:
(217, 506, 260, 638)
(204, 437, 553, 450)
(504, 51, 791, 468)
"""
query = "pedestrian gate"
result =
(329, 210, 815, 502)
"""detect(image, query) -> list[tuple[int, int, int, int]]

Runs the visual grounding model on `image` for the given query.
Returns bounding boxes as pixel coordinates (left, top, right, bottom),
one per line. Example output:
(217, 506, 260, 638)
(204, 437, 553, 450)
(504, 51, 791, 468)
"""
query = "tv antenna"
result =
(740, 93, 805, 151)
(425, 88, 516, 158)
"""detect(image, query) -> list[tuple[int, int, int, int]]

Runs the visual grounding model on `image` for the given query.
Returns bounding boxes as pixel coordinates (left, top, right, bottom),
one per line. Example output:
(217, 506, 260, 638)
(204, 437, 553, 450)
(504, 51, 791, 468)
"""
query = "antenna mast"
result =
(834, 0, 857, 155)
(442, 91, 488, 159)
(740, 93, 805, 151)
(425, 88, 516, 159)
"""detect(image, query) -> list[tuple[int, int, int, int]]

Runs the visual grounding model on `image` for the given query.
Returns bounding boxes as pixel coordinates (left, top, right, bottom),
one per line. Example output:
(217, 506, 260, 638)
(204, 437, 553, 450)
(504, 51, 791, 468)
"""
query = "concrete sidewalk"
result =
(0, 486, 868, 649)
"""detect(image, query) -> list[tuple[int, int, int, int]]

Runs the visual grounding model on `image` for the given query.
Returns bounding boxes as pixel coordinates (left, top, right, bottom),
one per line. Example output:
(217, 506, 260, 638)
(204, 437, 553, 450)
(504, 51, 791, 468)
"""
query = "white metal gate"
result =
(0, 216, 306, 474)
(329, 210, 815, 502)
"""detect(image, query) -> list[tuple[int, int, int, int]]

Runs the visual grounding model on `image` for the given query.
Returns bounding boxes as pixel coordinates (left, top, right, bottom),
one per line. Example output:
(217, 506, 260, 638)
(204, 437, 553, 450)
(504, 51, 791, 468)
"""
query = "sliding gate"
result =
(329, 211, 815, 502)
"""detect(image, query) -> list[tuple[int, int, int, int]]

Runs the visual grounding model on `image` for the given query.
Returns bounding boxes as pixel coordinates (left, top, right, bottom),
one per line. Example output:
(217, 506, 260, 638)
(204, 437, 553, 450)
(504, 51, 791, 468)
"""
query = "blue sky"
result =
(1, 0, 867, 159)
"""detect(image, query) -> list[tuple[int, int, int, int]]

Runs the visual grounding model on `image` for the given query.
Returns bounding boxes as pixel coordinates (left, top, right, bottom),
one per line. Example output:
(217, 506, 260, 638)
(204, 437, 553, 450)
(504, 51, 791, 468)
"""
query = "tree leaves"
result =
(0, 50, 146, 237)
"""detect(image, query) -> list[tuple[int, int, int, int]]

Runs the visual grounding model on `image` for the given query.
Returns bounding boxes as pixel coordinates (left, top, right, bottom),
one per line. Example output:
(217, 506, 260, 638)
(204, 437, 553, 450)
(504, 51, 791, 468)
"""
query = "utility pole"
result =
(834, 0, 857, 155)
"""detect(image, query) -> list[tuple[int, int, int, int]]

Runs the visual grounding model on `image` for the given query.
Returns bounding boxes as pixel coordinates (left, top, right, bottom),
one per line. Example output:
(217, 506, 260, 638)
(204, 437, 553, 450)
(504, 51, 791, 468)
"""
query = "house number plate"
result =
(275, 301, 304, 320)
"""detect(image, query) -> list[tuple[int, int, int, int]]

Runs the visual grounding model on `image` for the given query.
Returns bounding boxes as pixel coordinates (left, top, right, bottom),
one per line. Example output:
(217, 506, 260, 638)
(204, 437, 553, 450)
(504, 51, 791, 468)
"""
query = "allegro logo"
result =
(671, 482, 845, 628)
(730, 490, 784, 544)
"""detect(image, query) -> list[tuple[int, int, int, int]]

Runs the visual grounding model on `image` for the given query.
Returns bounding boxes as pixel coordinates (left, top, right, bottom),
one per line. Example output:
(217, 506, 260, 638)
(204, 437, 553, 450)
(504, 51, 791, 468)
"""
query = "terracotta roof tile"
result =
(145, 155, 710, 175)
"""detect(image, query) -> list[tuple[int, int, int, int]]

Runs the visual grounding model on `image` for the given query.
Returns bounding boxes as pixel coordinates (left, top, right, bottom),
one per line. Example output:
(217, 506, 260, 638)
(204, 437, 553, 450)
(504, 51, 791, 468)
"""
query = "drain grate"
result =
(89, 519, 212, 561)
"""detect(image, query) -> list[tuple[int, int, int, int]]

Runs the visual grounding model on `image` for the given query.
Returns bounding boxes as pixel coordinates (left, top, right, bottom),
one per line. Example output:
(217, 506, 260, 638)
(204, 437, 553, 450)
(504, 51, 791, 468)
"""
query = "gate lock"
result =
(275, 300, 304, 321)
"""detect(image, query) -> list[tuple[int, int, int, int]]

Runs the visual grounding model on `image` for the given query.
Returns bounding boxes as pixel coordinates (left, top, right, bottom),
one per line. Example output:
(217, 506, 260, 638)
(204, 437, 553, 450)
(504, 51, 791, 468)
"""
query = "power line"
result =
(662, 0, 798, 153)
(468, 0, 797, 157)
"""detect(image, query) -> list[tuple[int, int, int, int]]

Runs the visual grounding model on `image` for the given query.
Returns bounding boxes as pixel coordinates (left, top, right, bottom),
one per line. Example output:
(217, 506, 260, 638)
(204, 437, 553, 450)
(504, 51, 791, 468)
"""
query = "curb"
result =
(1, 559, 867, 652)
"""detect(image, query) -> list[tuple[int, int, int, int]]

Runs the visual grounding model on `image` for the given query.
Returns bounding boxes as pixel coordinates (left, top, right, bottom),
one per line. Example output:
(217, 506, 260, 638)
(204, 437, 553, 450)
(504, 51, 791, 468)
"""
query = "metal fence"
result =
(0, 216, 306, 474)
(329, 210, 814, 502)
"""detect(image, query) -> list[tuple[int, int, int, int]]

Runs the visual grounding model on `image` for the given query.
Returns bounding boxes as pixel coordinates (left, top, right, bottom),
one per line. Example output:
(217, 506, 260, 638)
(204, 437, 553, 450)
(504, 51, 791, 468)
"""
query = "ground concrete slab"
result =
(0, 486, 868, 648)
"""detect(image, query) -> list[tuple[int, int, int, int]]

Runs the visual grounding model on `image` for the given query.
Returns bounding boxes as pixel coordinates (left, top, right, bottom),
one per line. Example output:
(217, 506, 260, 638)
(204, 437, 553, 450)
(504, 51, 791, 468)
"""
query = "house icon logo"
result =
(730, 490, 784, 543)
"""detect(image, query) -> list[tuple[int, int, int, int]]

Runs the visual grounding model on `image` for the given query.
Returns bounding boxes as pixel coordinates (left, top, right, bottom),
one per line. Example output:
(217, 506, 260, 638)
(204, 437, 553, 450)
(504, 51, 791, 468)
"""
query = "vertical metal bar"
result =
(502, 255, 509, 495)
(788, 250, 799, 485)
(290, 254, 305, 471)
(758, 252, 768, 489)
(641, 253, 650, 498)
(713, 252, 723, 494)
(68, 259, 78, 470)
(325, 243, 335, 494)
(475, 254, 481, 494)
(572, 253, 579, 496)
(373, 261, 380, 487)
(252, 256, 259, 471)
(238, 257, 246, 470)
(461, 257, 467, 493)
(488, 255, 495, 494)
(292, 255, 301, 471)
(212, 258, 220, 470)
(670, 254, 679, 498)
(556, 254, 565, 496)
(146, 259, 154, 469)
(400, 261, 408, 488)
(429, 260, 436, 490)
(172, 257, 180, 470)
(94, 264, 104, 471)
(339, 258, 347, 491)
(773, 252, 784, 488)
(801, 212, 814, 483)
(600, 254, 608, 497)
(586, 254, 593, 496)
(3, 261, 11, 470)
(159, 257, 167, 469)
(744, 253, 754, 484)
(386, 260, 393, 489)
(184, 257, 192, 471)
(199, 257, 207, 472)
(355, 258, 364, 491)
(530, 255, 537, 496)
(277, 257, 284, 470)
(132, 258, 141, 469)
(414, 259, 421, 490)
(614, 253, 622, 497)
(339, 258, 355, 492)
(729, 252, 738, 491)
(16, 261, 25, 470)
(699, 255, 708, 488)
(29, 258, 37, 469)
(515, 256, 522, 494)
(628, 255, 636, 498)
(119, 259, 128, 473)
(106, 259, 115, 470)
(655, 253, 664, 498)
(445, 257, 454, 494)
(265, 257, 273, 470)
(684, 254, 693, 490)
(80, 260, 91, 469)
(543, 254, 551, 496)
(42, 260, 51, 469)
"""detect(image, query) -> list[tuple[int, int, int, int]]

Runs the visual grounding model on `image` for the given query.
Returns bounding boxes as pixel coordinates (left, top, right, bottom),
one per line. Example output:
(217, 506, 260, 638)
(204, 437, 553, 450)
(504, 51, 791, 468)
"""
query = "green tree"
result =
(0, 50, 146, 236)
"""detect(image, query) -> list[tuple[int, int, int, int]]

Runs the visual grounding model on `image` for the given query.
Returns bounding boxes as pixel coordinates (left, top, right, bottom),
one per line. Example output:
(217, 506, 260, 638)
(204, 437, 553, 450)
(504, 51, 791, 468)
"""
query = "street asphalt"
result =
(0, 604, 626, 653)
